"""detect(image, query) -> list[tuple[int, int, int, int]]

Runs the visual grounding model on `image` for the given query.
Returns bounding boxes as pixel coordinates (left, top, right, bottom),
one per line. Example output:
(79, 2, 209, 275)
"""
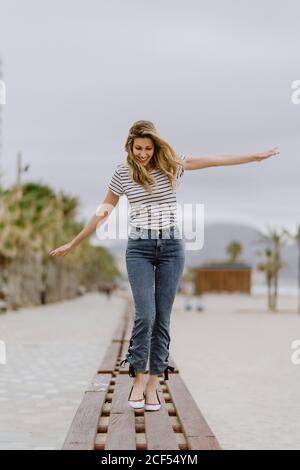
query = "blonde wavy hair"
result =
(124, 120, 184, 194)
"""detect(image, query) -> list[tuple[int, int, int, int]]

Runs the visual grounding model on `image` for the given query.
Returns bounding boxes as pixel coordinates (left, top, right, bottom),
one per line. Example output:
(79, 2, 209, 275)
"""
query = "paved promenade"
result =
(0, 292, 126, 450)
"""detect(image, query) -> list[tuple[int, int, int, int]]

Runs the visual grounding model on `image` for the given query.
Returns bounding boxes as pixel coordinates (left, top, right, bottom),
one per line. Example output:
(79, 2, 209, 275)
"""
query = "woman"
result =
(49, 120, 279, 412)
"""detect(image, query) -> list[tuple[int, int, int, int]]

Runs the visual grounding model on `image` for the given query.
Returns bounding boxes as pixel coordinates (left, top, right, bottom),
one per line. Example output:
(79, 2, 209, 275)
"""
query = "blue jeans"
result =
(120, 225, 185, 380)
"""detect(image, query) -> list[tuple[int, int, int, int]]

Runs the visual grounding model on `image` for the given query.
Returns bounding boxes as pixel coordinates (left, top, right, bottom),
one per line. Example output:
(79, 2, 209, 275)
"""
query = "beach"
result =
(171, 293, 300, 450)
(0, 290, 299, 450)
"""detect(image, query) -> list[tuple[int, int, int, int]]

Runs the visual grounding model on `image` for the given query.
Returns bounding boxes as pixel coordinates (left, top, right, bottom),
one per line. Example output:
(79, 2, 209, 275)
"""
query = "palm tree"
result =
(256, 247, 275, 310)
(226, 240, 243, 263)
(255, 226, 288, 312)
(283, 226, 300, 314)
(0, 185, 32, 258)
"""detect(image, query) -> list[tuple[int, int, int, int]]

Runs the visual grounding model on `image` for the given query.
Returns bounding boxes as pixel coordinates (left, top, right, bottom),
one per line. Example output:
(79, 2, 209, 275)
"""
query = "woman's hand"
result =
(49, 241, 75, 257)
(255, 147, 280, 162)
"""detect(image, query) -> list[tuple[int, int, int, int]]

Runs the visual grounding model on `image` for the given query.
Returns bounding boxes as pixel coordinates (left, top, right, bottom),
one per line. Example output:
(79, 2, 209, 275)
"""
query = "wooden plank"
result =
(62, 373, 111, 450)
(144, 384, 180, 450)
(112, 314, 127, 342)
(123, 317, 134, 342)
(104, 373, 136, 450)
(123, 299, 136, 341)
(112, 299, 133, 341)
(167, 374, 222, 450)
(86, 373, 112, 392)
(167, 355, 180, 374)
(97, 342, 120, 373)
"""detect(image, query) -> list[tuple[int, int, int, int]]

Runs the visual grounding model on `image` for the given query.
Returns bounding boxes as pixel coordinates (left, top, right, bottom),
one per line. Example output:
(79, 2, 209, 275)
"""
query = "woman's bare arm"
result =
(49, 190, 120, 256)
(183, 147, 280, 170)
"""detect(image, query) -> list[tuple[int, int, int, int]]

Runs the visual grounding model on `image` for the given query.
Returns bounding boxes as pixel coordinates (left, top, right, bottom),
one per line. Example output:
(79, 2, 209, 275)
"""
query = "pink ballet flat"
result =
(144, 390, 161, 412)
(128, 385, 145, 409)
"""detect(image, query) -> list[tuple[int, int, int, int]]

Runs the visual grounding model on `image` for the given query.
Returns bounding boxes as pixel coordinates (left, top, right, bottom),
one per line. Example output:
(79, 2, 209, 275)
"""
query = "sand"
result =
(170, 293, 300, 450)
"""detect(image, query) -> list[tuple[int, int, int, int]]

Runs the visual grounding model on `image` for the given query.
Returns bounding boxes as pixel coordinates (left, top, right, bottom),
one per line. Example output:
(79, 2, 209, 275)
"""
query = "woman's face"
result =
(132, 137, 155, 168)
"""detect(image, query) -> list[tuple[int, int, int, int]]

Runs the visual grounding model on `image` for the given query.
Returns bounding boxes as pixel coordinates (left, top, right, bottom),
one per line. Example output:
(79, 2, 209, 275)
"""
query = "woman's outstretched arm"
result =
(49, 190, 120, 257)
(183, 147, 280, 170)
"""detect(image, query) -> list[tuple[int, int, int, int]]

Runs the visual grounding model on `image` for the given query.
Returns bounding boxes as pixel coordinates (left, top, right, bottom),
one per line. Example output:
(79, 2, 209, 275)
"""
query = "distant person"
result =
(49, 120, 279, 412)
(195, 296, 205, 312)
(105, 286, 112, 299)
(184, 296, 193, 310)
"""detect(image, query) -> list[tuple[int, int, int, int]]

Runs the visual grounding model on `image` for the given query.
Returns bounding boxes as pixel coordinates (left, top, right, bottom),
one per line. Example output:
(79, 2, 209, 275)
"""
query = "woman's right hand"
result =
(49, 242, 75, 257)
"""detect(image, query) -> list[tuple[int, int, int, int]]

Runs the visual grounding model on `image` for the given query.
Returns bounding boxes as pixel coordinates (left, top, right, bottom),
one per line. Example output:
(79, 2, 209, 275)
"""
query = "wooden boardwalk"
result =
(62, 298, 222, 451)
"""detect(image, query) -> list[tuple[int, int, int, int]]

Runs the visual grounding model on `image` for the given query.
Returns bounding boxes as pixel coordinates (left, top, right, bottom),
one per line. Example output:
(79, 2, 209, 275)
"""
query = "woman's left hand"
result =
(256, 147, 280, 162)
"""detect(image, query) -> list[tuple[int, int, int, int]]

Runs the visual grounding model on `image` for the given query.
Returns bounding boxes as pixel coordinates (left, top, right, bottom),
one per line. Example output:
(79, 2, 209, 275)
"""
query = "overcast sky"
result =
(0, 0, 299, 236)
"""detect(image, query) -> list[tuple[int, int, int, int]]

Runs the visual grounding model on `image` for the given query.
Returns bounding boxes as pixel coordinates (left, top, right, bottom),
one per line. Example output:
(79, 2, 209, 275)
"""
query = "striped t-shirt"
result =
(108, 154, 186, 230)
